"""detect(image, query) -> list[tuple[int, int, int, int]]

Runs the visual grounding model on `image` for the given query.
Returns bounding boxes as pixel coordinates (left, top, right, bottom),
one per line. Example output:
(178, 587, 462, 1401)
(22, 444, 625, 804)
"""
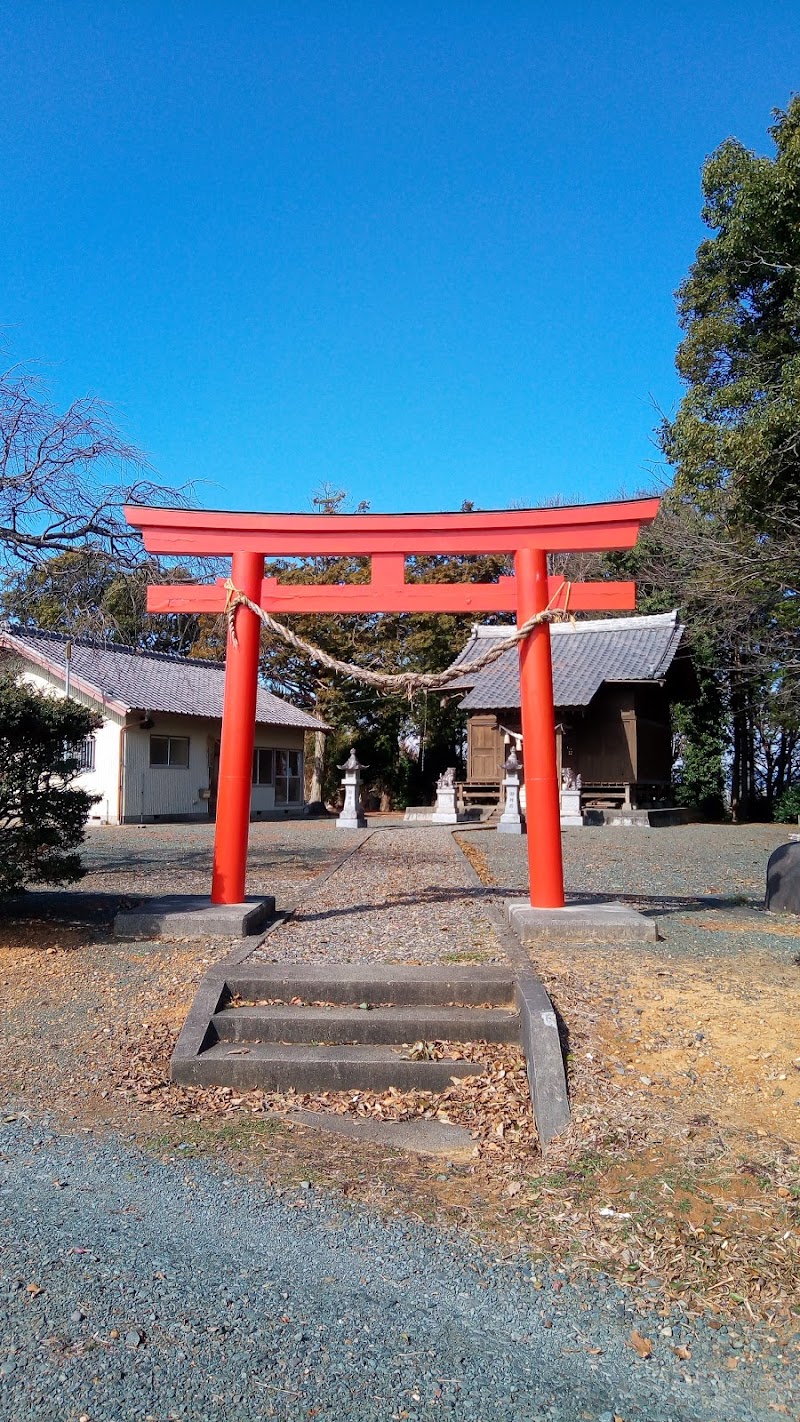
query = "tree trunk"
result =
(309, 730, 326, 802)
(731, 695, 744, 822)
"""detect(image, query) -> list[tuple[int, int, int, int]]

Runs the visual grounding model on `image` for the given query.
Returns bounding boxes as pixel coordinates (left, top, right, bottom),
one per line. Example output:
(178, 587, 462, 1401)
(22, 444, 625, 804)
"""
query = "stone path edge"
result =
(451, 830, 571, 1149)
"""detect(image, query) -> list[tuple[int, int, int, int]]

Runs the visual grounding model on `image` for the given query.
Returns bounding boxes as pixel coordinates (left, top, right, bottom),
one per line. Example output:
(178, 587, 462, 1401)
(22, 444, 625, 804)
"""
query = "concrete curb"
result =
(451, 831, 571, 1148)
(170, 969, 230, 1070)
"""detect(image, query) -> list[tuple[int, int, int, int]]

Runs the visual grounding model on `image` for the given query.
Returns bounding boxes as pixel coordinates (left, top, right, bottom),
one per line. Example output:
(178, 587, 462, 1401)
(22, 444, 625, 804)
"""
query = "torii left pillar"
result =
(211, 551, 264, 904)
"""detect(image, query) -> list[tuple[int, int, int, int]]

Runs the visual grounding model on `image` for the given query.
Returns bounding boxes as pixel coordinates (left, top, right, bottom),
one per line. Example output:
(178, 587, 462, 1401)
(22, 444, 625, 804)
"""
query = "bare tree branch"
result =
(0, 363, 190, 568)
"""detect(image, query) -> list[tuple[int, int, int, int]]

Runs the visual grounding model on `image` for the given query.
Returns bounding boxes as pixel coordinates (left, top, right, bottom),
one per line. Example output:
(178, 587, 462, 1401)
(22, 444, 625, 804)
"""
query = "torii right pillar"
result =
(515, 545, 564, 908)
(508, 542, 659, 944)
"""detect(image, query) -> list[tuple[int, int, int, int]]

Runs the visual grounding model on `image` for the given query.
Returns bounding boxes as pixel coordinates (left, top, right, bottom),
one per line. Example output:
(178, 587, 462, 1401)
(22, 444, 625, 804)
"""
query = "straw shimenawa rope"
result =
(223, 577, 573, 696)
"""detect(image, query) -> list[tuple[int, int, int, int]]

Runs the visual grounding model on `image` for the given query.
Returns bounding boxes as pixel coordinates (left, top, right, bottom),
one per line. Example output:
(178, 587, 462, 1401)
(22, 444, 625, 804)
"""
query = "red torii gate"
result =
(124, 498, 659, 911)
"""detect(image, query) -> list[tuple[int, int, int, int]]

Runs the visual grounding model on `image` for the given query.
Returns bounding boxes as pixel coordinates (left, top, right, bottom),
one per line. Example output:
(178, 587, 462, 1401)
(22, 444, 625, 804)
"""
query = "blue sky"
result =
(4, 3, 800, 515)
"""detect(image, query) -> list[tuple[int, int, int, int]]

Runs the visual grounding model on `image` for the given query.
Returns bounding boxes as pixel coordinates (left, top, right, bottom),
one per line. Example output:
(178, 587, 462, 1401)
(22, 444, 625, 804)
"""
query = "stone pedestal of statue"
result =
(560, 772, 583, 828)
(432, 768, 459, 824)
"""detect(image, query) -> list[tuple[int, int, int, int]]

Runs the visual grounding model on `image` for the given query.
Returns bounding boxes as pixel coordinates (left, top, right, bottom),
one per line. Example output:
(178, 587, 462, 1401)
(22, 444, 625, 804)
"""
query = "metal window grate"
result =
(78, 736, 96, 772)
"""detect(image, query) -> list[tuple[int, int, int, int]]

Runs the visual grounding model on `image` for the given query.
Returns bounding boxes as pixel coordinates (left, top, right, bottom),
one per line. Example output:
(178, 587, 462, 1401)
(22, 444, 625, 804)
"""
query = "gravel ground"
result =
(253, 826, 506, 964)
(74, 820, 350, 912)
(1, 1120, 795, 1422)
(476, 820, 790, 907)
(468, 821, 800, 962)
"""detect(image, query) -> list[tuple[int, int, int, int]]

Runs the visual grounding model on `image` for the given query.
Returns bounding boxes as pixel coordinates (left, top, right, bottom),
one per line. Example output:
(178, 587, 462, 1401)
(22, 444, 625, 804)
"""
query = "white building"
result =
(0, 627, 329, 824)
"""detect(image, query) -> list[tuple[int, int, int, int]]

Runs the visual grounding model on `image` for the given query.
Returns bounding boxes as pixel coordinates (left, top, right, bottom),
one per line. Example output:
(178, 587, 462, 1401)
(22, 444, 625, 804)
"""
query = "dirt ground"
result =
(1, 820, 798, 1337)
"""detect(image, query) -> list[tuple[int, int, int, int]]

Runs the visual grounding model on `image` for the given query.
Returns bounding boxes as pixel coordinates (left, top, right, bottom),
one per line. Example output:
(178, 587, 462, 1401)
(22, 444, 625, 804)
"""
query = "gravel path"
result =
(1, 1120, 793, 1422)
(253, 826, 506, 964)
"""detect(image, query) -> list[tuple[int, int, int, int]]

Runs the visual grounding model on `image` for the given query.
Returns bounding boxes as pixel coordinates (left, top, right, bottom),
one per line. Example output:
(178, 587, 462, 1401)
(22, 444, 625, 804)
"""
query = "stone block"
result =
(766, 840, 800, 914)
(403, 806, 435, 823)
(432, 784, 458, 824)
(513, 971, 570, 1146)
(505, 898, 658, 943)
(114, 895, 275, 939)
(287, 1111, 478, 1161)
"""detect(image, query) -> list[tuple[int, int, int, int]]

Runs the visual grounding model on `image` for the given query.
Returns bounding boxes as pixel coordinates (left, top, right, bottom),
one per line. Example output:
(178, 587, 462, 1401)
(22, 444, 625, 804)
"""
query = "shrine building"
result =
(450, 610, 691, 813)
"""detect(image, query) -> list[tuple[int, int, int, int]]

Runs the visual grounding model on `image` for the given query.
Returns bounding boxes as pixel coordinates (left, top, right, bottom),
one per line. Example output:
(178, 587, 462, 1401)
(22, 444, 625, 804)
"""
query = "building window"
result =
(65, 735, 95, 772)
(149, 735, 190, 768)
(252, 747, 274, 785)
(275, 749, 303, 803)
(78, 735, 96, 772)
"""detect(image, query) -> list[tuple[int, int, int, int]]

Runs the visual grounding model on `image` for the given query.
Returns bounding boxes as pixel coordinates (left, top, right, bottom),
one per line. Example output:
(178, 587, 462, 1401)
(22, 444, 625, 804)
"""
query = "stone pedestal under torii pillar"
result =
(336, 748, 368, 830)
(498, 748, 524, 835)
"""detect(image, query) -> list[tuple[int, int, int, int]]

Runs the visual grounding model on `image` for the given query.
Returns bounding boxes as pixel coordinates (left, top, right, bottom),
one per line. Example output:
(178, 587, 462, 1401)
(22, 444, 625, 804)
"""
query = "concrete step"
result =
(174, 1041, 486, 1093)
(226, 962, 515, 1007)
(211, 1003, 521, 1046)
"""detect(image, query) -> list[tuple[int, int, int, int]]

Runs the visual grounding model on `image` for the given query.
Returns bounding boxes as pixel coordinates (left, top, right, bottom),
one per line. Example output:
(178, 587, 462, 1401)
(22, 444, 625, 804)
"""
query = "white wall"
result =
(121, 717, 306, 822)
(17, 664, 123, 823)
(122, 716, 210, 821)
(10, 657, 309, 823)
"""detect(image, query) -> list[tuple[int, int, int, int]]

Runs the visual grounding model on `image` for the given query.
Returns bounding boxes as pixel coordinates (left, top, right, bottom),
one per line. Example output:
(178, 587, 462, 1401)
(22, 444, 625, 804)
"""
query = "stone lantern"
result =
(497, 748, 523, 835)
(336, 748, 368, 830)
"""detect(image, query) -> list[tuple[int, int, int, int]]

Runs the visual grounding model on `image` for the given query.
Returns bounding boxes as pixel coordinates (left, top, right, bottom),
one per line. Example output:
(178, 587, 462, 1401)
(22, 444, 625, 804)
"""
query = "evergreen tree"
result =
(653, 99, 800, 817)
(0, 675, 101, 896)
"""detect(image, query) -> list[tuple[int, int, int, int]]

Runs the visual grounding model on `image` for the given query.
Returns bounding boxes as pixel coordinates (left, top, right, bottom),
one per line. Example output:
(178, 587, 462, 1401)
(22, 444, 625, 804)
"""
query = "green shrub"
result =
(0, 675, 101, 897)
(773, 785, 800, 824)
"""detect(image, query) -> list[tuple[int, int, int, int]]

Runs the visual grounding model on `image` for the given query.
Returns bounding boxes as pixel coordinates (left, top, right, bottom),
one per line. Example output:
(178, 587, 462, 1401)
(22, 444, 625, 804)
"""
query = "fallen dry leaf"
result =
(629, 1328, 653, 1360)
(672, 1345, 692, 1361)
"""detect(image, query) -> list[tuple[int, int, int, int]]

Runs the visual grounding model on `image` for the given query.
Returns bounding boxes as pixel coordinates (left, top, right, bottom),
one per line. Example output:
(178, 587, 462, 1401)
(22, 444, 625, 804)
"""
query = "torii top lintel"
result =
(125, 497, 660, 559)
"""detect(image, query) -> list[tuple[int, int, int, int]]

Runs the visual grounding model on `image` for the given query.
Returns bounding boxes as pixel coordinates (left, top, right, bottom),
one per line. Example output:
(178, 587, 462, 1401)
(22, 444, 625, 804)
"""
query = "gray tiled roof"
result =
(451, 612, 684, 710)
(0, 627, 329, 731)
